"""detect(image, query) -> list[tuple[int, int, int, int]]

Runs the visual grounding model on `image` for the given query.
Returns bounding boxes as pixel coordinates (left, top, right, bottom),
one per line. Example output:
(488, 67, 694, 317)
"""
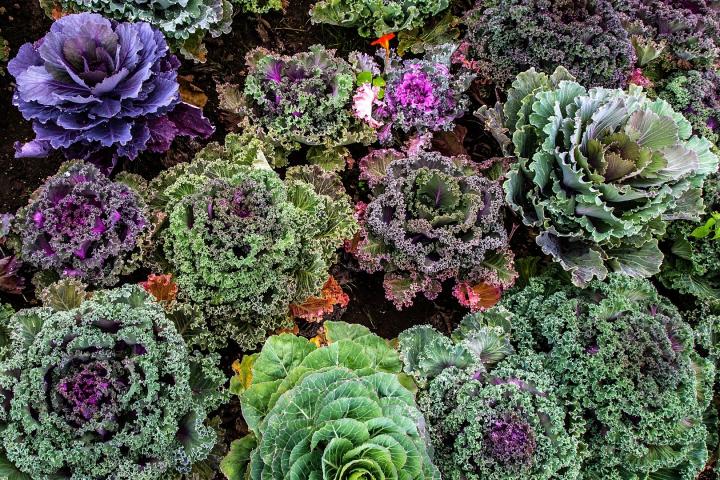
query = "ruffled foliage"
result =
(355, 149, 515, 309)
(659, 174, 720, 306)
(0, 284, 226, 479)
(38, 0, 245, 61)
(503, 67, 719, 286)
(398, 316, 581, 480)
(309, 0, 448, 38)
(222, 321, 440, 480)
(461, 0, 635, 88)
(502, 270, 715, 479)
(614, 0, 720, 70)
(0, 214, 25, 296)
(289, 275, 349, 322)
(657, 69, 720, 145)
(149, 136, 358, 349)
(8, 13, 213, 169)
(14, 162, 149, 286)
(354, 45, 474, 143)
(238, 46, 374, 163)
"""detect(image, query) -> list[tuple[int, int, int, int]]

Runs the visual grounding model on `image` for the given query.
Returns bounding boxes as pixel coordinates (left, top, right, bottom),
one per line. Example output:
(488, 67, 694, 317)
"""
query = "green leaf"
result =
(0, 451, 32, 480)
(39, 278, 87, 311)
(221, 435, 257, 480)
(356, 71, 373, 85)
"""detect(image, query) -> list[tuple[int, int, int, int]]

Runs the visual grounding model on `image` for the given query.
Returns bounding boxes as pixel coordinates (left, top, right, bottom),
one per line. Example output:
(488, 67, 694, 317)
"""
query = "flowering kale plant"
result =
(309, 0, 448, 38)
(353, 45, 474, 143)
(503, 269, 715, 479)
(0, 284, 226, 479)
(460, 0, 635, 88)
(149, 135, 358, 349)
(222, 321, 440, 480)
(355, 149, 515, 309)
(236, 46, 374, 165)
(503, 67, 718, 286)
(15, 161, 149, 286)
(9, 13, 213, 169)
(38, 0, 241, 61)
(399, 320, 582, 480)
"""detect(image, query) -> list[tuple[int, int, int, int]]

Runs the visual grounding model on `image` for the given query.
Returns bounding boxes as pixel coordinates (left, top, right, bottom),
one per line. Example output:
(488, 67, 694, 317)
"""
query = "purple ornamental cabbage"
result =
(355, 150, 516, 309)
(353, 46, 474, 143)
(16, 161, 149, 286)
(8, 13, 213, 170)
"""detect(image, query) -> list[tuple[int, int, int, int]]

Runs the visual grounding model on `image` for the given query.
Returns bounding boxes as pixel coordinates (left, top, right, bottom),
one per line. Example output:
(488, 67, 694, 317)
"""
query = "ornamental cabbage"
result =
(236, 46, 374, 165)
(502, 67, 719, 286)
(149, 134, 358, 349)
(659, 174, 720, 306)
(309, 0, 448, 38)
(460, 0, 635, 88)
(8, 13, 213, 169)
(354, 45, 474, 143)
(14, 161, 149, 286)
(399, 320, 582, 480)
(503, 269, 715, 479)
(39, 0, 238, 61)
(221, 321, 440, 480)
(355, 149, 516, 309)
(0, 284, 226, 479)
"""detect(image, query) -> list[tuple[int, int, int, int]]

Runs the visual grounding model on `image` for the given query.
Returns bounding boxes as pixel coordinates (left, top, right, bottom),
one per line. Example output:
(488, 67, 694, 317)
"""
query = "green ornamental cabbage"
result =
(0, 283, 226, 479)
(502, 67, 719, 286)
(221, 321, 440, 480)
(149, 134, 358, 350)
(503, 269, 715, 479)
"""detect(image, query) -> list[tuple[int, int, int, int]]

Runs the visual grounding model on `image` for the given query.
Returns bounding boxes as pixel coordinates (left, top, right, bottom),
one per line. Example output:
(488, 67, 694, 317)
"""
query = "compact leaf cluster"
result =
(1, 0, 720, 479)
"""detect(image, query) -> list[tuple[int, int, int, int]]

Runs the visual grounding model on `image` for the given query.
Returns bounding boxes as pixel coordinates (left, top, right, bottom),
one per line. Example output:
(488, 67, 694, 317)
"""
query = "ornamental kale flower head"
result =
(356, 149, 516, 309)
(461, 0, 635, 87)
(503, 269, 715, 479)
(15, 161, 149, 286)
(0, 284, 226, 479)
(398, 322, 581, 480)
(221, 321, 440, 480)
(309, 0, 448, 38)
(39, 0, 239, 61)
(9, 13, 213, 169)
(503, 67, 719, 286)
(150, 135, 358, 349)
(355, 45, 474, 143)
(240, 45, 374, 154)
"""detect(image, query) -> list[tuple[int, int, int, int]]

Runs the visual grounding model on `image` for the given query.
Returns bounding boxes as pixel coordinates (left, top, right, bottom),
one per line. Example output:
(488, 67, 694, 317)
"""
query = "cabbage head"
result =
(221, 321, 440, 480)
(503, 67, 718, 286)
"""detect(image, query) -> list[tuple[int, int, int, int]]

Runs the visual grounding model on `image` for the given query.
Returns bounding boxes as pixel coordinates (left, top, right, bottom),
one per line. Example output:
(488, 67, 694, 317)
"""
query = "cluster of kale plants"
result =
(1, 1, 720, 479)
